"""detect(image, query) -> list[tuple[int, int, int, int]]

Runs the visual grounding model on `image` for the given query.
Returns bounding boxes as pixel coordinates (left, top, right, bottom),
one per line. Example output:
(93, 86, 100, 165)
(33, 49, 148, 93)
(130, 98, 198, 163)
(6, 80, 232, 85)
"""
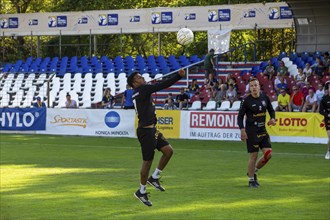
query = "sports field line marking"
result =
(0, 142, 324, 157)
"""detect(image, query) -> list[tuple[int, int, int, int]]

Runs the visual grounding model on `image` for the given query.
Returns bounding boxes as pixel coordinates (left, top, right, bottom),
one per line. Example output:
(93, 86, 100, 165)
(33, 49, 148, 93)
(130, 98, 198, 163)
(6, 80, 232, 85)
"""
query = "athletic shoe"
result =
(247, 173, 260, 186)
(254, 174, 260, 186)
(249, 180, 259, 188)
(325, 151, 330, 160)
(134, 190, 152, 207)
(147, 176, 165, 191)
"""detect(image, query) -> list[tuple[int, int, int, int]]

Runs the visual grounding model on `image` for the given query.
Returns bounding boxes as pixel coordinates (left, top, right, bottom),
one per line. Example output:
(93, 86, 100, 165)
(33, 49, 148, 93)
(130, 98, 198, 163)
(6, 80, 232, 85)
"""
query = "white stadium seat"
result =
(203, 101, 217, 110)
(217, 101, 231, 111)
(188, 101, 202, 110)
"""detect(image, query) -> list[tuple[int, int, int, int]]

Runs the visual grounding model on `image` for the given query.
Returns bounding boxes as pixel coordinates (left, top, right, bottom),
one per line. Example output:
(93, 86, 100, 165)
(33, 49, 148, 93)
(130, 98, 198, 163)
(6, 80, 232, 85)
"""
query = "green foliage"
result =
(1, 134, 329, 219)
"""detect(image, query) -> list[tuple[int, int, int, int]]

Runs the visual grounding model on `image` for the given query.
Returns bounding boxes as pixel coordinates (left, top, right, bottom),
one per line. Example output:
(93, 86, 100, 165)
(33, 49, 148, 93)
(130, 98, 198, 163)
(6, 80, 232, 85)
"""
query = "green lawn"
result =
(0, 134, 329, 220)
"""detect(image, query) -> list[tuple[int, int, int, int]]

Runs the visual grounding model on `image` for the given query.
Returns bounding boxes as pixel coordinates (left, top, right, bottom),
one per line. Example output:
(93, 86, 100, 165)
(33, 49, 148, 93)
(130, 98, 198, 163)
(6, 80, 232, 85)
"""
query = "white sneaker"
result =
(325, 151, 330, 160)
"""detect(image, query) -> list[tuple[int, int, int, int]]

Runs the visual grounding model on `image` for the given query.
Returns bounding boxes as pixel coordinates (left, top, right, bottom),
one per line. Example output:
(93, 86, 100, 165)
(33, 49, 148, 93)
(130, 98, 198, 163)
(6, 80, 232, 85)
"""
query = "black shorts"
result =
(246, 131, 271, 153)
(325, 118, 330, 131)
(137, 127, 169, 161)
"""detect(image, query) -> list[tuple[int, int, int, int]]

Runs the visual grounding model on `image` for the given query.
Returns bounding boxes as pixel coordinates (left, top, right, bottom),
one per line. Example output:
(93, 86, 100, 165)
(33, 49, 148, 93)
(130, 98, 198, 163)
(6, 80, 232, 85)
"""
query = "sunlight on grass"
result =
(0, 165, 126, 192)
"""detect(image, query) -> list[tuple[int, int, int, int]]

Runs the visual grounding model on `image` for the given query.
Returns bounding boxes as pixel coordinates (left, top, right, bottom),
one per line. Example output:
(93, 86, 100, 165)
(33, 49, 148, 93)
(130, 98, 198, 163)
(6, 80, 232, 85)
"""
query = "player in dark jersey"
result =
(238, 78, 276, 188)
(127, 69, 185, 206)
(319, 81, 330, 159)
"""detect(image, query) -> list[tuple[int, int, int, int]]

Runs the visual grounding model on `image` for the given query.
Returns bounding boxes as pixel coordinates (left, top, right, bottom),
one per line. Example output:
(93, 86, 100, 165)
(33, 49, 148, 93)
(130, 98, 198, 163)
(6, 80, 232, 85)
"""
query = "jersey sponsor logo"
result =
(261, 100, 266, 106)
(104, 111, 120, 128)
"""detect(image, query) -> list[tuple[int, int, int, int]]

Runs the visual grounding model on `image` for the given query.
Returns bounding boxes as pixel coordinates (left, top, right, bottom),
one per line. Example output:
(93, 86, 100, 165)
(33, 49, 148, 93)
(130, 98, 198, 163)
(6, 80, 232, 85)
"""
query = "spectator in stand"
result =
(227, 76, 238, 91)
(290, 86, 304, 112)
(323, 52, 329, 68)
(163, 98, 177, 110)
(190, 91, 201, 105)
(33, 96, 46, 108)
(65, 93, 78, 108)
(201, 87, 214, 106)
(277, 61, 288, 77)
(275, 76, 288, 94)
(312, 57, 325, 80)
(101, 88, 115, 109)
(303, 63, 312, 81)
(274, 75, 287, 91)
(204, 49, 215, 83)
(206, 73, 217, 90)
(302, 88, 317, 112)
(262, 60, 275, 80)
(164, 93, 174, 104)
(188, 79, 199, 97)
(301, 82, 316, 99)
(176, 88, 189, 109)
(214, 84, 227, 107)
(225, 84, 237, 106)
(294, 67, 306, 88)
(121, 85, 134, 109)
(316, 83, 325, 112)
(276, 88, 291, 112)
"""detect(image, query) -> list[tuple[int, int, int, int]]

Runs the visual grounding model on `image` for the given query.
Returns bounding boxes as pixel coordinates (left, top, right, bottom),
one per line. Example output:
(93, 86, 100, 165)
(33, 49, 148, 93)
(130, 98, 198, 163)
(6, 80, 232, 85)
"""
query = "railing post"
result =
(244, 45, 247, 64)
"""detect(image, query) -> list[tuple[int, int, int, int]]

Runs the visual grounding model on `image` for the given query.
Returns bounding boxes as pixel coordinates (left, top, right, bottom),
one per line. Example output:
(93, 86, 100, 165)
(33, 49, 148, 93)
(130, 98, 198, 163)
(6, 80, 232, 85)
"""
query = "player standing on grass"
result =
(127, 69, 186, 206)
(237, 78, 276, 188)
(319, 81, 330, 160)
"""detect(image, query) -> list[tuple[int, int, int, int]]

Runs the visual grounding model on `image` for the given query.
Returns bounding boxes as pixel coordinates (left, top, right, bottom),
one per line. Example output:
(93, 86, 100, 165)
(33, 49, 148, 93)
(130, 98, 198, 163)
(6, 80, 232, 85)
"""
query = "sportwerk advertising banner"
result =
(0, 2, 293, 36)
(0, 108, 46, 131)
(38, 109, 135, 137)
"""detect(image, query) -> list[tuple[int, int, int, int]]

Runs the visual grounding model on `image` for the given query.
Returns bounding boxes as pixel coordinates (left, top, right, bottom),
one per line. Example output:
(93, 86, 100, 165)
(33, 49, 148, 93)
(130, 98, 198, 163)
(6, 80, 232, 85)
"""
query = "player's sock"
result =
(248, 177, 254, 182)
(152, 168, 162, 179)
(139, 184, 146, 194)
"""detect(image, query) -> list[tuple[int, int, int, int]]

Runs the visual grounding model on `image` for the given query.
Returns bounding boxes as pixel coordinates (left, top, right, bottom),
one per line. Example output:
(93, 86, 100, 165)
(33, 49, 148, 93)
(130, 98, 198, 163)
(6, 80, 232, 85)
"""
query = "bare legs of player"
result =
(248, 148, 272, 177)
(140, 145, 173, 185)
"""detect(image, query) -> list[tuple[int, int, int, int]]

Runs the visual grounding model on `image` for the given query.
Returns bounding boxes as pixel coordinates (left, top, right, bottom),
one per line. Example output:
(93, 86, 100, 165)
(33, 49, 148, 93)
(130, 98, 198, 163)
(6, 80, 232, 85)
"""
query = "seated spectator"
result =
(294, 67, 306, 88)
(164, 93, 174, 104)
(214, 84, 227, 107)
(316, 83, 325, 112)
(302, 88, 317, 112)
(290, 86, 304, 112)
(312, 57, 325, 80)
(190, 91, 201, 104)
(176, 88, 189, 109)
(101, 88, 115, 109)
(206, 73, 217, 90)
(121, 85, 134, 109)
(274, 75, 287, 91)
(323, 52, 329, 68)
(33, 96, 46, 108)
(227, 77, 238, 91)
(225, 84, 237, 106)
(303, 63, 312, 81)
(163, 98, 177, 110)
(275, 76, 288, 94)
(301, 82, 316, 99)
(276, 88, 291, 112)
(65, 93, 78, 108)
(262, 60, 275, 80)
(200, 87, 213, 107)
(277, 61, 288, 76)
(188, 79, 200, 97)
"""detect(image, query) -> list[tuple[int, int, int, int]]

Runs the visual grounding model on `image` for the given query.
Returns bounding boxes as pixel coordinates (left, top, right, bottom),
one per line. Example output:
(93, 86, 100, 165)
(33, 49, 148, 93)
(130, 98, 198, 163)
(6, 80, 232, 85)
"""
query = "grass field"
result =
(0, 134, 329, 220)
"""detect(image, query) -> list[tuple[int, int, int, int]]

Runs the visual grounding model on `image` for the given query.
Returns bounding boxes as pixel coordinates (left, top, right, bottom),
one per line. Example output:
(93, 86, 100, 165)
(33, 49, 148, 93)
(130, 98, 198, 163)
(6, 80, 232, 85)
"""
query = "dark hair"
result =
(127, 72, 139, 88)
(209, 49, 215, 53)
(325, 52, 329, 56)
(66, 93, 70, 97)
(248, 77, 259, 83)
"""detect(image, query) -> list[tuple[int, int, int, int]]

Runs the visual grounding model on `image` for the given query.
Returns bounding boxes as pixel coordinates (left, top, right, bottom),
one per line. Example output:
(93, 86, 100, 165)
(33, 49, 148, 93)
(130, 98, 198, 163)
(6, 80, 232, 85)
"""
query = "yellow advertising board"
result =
(134, 110, 181, 138)
(266, 112, 327, 138)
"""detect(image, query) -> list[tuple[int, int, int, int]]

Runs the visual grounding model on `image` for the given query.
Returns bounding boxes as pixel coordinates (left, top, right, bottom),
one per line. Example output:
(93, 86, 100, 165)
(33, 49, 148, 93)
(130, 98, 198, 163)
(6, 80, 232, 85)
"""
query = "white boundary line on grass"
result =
(0, 142, 325, 157)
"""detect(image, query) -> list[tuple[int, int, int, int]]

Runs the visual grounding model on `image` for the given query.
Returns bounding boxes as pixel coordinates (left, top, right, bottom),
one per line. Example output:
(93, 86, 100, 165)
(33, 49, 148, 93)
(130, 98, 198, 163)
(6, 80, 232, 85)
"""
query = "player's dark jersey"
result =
(238, 92, 275, 133)
(320, 94, 330, 119)
(133, 74, 182, 128)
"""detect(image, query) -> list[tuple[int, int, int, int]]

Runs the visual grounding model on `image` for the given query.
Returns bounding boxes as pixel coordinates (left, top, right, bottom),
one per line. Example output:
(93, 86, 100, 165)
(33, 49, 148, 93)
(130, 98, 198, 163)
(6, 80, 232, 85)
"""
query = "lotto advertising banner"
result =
(0, 108, 46, 131)
(180, 111, 241, 141)
(39, 109, 135, 137)
(1, 2, 292, 36)
(266, 112, 327, 143)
